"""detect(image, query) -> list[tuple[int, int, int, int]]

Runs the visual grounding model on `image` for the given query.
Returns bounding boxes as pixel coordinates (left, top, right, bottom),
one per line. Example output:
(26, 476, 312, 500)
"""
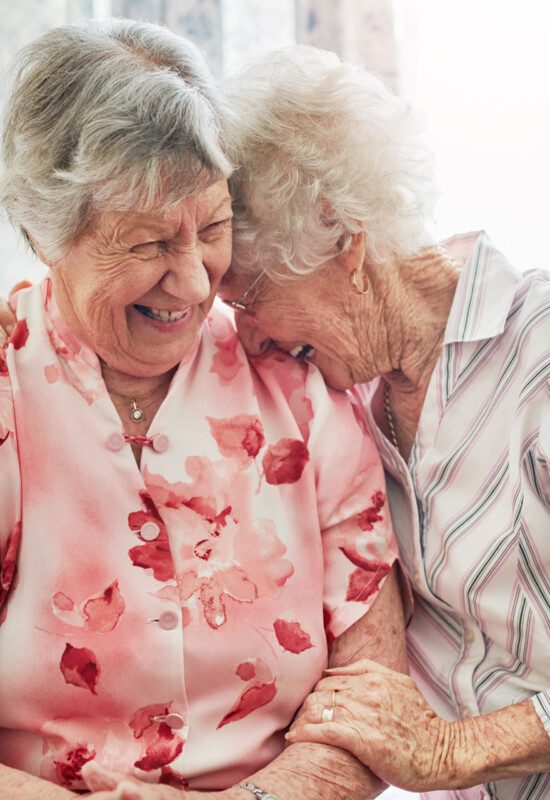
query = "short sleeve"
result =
(305, 369, 398, 640)
(0, 353, 22, 622)
(532, 691, 550, 738)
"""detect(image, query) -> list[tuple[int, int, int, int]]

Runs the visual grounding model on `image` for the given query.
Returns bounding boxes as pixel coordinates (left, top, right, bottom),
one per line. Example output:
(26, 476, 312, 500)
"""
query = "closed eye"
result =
(199, 218, 233, 244)
(130, 241, 166, 258)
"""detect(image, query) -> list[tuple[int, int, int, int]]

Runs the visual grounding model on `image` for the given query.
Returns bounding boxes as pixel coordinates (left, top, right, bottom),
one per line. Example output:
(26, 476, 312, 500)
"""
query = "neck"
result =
(101, 362, 175, 408)
(383, 245, 461, 394)
(366, 245, 462, 454)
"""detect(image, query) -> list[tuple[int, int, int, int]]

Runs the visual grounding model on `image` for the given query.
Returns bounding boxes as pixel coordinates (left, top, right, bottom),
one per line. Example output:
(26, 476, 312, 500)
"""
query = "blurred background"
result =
(1, 0, 550, 294)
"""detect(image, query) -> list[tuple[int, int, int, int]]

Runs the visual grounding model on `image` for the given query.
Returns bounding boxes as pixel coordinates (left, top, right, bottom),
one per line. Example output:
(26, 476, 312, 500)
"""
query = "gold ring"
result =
(321, 706, 334, 723)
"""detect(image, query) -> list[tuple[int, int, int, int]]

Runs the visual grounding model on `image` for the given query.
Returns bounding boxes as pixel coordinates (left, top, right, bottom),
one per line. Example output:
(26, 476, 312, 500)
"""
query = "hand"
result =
(0, 281, 29, 344)
(285, 658, 462, 792)
(82, 762, 184, 800)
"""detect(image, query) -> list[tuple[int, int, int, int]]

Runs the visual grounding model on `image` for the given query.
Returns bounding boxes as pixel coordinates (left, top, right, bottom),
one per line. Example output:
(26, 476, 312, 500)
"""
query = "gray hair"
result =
(222, 46, 436, 280)
(0, 18, 233, 259)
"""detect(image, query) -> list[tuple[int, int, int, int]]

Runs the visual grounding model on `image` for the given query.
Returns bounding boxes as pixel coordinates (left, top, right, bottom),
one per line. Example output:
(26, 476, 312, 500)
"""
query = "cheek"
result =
(206, 237, 232, 283)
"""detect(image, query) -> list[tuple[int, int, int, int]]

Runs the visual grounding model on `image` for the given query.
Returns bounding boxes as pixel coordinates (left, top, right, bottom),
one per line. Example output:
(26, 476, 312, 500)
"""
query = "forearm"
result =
(329, 563, 408, 673)
(445, 698, 550, 789)
(0, 764, 75, 800)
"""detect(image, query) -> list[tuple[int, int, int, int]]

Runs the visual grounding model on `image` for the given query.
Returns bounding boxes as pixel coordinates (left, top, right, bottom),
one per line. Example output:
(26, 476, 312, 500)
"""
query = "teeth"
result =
(289, 344, 315, 360)
(135, 305, 188, 322)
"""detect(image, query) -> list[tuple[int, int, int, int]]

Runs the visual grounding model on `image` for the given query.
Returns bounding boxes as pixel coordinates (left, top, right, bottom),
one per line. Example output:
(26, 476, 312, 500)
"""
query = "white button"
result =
(159, 611, 179, 630)
(107, 432, 125, 451)
(140, 521, 160, 541)
(164, 713, 185, 729)
(153, 434, 169, 453)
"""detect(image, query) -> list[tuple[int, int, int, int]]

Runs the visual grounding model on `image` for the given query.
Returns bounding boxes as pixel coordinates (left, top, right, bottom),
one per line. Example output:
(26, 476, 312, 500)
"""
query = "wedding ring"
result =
(321, 705, 334, 723)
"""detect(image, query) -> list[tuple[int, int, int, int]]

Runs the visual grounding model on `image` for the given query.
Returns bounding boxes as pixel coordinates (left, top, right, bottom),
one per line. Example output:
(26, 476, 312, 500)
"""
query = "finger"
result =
(9, 280, 32, 298)
(325, 657, 393, 676)
(113, 782, 144, 800)
(0, 298, 16, 338)
(315, 675, 363, 693)
(285, 721, 355, 752)
(291, 698, 349, 730)
(81, 761, 126, 791)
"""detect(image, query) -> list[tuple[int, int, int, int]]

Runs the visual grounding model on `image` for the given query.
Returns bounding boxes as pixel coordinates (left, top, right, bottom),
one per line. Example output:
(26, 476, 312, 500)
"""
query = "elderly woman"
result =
(0, 24, 405, 800)
(216, 47, 550, 800)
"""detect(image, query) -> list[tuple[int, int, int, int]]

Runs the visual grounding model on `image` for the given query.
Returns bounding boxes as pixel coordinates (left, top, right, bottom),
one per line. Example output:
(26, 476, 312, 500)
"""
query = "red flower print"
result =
(209, 319, 244, 384)
(9, 319, 29, 350)
(44, 364, 60, 384)
(145, 466, 294, 629)
(54, 745, 96, 787)
(0, 350, 7, 377)
(128, 492, 174, 582)
(236, 662, 257, 681)
(217, 682, 277, 729)
(262, 439, 310, 485)
(0, 521, 21, 622)
(357, 491, 385, 531)
(60, 643, 100, 694)
(207, 414, 266, 464)
(323, 605, 336, 645)
(83, 582, 125, 631)
(273, 619, 313, 654)
(345, 564, 390, 603)
(130, 704, 185, 771)
(0, 433, 8, 447)
(52, 580, 125, 632)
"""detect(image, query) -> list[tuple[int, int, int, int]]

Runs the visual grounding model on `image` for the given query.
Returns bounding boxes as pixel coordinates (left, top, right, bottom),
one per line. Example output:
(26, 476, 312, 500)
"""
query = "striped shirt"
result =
(356, 232, 550, 800)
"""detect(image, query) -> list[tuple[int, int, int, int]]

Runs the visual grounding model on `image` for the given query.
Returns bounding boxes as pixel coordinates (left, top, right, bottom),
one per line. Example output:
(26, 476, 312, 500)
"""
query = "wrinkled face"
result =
(50, 180, 233, 377)
(220, 257, 364, 391)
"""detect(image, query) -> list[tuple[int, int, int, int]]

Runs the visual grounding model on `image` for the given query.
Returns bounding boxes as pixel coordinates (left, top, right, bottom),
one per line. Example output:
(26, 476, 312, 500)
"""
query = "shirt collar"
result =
(442, 231, 522, 345)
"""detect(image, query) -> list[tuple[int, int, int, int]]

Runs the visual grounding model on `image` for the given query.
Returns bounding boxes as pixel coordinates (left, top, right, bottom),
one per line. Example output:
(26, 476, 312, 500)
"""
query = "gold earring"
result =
(350, 269, 369, 295)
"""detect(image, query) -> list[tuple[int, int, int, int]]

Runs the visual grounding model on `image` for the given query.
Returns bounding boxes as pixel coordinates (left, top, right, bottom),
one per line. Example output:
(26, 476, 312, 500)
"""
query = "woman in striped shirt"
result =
(217, 47, 550, 800)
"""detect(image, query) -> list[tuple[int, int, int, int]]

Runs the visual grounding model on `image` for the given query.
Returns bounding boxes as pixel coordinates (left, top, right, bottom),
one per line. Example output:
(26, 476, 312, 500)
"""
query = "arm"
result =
(286, 659, 550, 792)
(0, 764, 76, 800)
(87, 566, 407, 800)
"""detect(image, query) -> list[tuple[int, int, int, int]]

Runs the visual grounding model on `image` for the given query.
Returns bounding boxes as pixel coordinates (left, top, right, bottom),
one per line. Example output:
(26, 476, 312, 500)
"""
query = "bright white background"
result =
(396, 0, 550, 270)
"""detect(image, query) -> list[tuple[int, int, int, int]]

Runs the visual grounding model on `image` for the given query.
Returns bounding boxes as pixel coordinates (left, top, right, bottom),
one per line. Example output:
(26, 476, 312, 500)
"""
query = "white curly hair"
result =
(222, 46, 436, 280)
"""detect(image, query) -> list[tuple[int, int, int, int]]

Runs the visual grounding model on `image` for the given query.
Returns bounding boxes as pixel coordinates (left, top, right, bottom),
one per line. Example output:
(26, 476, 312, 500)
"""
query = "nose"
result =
(160, 248, 211, 304)
(235, 311, 273, 356)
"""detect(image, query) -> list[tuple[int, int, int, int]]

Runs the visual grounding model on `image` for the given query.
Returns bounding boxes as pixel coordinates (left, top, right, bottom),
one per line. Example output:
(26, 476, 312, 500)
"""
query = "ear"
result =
(337, 232, 366, 277)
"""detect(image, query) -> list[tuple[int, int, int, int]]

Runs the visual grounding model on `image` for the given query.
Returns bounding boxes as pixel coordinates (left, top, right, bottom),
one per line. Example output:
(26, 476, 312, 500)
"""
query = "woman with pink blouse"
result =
(0, 20, 404, 800)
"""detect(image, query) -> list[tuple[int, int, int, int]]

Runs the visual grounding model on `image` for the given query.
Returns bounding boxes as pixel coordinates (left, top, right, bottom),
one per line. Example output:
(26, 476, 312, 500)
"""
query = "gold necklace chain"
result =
(383, 382, 399, 450)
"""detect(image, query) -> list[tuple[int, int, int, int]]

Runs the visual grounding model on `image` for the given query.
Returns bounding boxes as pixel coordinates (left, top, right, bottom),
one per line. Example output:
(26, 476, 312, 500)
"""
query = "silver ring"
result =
(321, 706, 335, 723)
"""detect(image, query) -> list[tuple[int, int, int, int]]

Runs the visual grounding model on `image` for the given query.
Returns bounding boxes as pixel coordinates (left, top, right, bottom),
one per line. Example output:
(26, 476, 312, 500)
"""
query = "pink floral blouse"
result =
(0, 278, 397, 792)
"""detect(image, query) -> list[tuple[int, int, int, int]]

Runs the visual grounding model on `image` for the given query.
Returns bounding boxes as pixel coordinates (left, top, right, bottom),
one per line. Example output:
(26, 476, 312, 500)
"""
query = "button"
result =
(159, 611, 179, 630)
(107, 432, 125, 451)
(140, 521, 160, 541)
(164, 713, 185, 729)
(153, 434, 169, 453)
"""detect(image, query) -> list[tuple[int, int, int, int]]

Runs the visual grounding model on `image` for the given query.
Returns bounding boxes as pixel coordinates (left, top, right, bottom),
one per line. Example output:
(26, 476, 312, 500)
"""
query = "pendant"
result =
(130, 399, 144, 423)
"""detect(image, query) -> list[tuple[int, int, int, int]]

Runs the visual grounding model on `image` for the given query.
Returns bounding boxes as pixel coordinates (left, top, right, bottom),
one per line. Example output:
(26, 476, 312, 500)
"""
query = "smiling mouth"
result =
(289, 344, 315, 360)
(134, 304, 190, 323)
